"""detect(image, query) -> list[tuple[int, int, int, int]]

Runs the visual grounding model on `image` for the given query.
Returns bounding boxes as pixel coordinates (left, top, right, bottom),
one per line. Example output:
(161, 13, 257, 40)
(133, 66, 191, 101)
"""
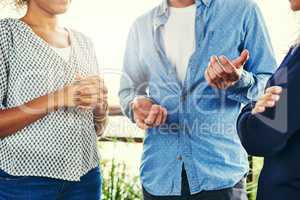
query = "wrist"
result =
(94, 102, 109, 116)
(132, 95, 155, 106)
(52, 89, 66, 110)
(228, 70, 253, 90)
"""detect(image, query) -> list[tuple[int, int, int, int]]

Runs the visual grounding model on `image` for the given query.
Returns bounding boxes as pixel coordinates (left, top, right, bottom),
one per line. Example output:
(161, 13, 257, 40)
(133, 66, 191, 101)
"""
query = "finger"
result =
(255, 97, 270, 107)
(205, 69, 214, 86)
(207, 66, 222, 88)
(161, 107, 168, 124)
(260, 92, 281, 103)
(134, 102, 152, 117)
(232, 49, 250, 68)
(154, 108, 164, 126)
(79, 87, 108, 98)
(100, 83, 108, 95)
(205, 70, 217, 88)
(218, 56, 235, 73)
(134, 112, 146, 123)
(144, 105, 160, 126)
(77, 96, 98, 107)
(210, 56, 226, 78)
(264, 94, 281, 102)
(134, 98, 154, 119)
(219, 56, 240, 81)
(266, 86, 283, 95)
(77, 105, 93, 111)
(136, 119, 149, 130)
(252, 106, 265, 115)
(78, 87, 99, 96)
(133, 107, 148, 120)
(262, 100, 276, 108)
(82, 94, 106, 105)
(256, 98, 277, 108)
(207, 63, 218, 80)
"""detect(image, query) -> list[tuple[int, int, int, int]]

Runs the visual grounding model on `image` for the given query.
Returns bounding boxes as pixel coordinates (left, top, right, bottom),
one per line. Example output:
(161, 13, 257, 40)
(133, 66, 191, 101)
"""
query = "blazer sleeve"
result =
(237, 59, 300, 157)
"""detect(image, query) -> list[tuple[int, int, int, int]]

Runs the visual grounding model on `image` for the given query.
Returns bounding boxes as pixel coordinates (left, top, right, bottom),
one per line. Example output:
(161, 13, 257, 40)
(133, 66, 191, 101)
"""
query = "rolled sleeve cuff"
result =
(230, 70, 254, 90)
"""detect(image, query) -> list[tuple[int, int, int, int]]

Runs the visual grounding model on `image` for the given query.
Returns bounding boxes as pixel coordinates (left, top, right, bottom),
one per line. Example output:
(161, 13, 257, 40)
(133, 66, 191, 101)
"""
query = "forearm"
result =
(0, 92, 59, 139)
(94, 116, 108, 136)
(93, 103, 109, 136)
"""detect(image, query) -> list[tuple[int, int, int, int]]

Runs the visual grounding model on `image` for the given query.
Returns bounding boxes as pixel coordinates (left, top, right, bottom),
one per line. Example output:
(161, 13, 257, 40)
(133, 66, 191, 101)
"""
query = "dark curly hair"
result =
(16, 0, 27, 6)
(0, 0, 28, 7)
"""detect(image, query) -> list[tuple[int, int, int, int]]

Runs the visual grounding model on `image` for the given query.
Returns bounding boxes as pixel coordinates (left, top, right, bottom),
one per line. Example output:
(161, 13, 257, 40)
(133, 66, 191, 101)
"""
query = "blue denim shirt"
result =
(119, 0, 276, 196)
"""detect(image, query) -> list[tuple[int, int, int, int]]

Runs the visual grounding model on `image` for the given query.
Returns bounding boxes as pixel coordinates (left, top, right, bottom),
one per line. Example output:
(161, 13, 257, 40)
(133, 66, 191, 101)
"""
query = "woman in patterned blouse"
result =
(0, 0, 108, 199)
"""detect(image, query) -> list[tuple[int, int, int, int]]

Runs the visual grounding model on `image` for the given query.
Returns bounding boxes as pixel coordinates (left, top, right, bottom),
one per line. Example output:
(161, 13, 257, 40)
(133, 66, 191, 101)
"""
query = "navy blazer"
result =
(237, 46, 300, 200)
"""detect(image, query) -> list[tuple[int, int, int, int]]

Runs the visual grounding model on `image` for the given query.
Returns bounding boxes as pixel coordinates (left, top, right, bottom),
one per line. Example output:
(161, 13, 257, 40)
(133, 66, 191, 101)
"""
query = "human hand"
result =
(74, 74, 108, 111)
(55, 74, 108, 110)
(205, 50, 250, 89)
(132, 97, 168, 130)
(252, 86, 283, 115)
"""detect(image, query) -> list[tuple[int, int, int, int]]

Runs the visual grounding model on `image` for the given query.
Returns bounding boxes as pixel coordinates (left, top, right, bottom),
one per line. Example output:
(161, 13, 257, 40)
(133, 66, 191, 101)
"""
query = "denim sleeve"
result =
(118, 22, 149, 122)
(227, 2, 276, 104)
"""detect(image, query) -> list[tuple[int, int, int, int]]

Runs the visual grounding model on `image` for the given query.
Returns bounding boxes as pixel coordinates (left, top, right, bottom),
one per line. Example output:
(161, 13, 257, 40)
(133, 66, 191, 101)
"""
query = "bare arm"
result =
(0, 75, 105, 139)
(0, 92, 59, 138)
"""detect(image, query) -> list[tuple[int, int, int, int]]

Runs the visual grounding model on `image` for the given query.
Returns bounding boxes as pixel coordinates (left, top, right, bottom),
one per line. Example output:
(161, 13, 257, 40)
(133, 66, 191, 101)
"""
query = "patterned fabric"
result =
(119, 0, 276, 196)
(0, 18, 100, 181)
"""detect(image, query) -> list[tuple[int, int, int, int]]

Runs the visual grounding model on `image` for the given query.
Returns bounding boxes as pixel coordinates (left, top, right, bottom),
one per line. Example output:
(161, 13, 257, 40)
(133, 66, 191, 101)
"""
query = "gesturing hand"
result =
(252, 86, 283, 115)
(132, 97, 168, 130)
(205, 50, 250, 89)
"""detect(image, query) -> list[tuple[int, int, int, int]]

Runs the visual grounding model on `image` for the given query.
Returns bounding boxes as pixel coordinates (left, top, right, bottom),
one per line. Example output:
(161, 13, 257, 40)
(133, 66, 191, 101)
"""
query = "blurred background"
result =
(1, 0, 299, 199)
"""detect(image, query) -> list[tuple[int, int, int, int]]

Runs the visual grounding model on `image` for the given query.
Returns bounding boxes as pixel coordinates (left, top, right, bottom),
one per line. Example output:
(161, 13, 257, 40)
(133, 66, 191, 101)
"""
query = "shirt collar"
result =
(158, 0, 212, 16)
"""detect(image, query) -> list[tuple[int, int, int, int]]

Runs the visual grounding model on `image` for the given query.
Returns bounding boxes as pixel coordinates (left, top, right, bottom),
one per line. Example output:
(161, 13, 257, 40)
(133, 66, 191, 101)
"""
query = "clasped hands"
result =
(205, 50, 250, 90)
(56, 73, 108, 113)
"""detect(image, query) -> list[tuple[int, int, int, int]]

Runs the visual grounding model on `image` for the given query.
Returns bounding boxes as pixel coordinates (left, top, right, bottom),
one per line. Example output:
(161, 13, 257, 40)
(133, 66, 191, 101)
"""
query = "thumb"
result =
(232, 50, 250, 69)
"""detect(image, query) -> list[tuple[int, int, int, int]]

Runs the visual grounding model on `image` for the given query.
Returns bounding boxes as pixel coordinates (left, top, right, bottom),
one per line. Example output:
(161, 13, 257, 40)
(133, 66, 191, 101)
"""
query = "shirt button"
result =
(176, 156, 183, 161)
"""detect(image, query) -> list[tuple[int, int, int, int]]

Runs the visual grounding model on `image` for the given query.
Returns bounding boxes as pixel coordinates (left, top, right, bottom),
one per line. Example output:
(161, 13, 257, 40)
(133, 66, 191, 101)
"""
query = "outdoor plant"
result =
(101, 156, 263, 200)
(247, 157, 264, 200)
(101, 159, 142, 200)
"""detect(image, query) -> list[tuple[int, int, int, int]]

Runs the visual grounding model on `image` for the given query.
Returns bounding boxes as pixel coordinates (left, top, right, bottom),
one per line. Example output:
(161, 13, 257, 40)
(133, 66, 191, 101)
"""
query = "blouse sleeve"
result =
(0, 20, 10, 110)
(86, 37, 100, 75)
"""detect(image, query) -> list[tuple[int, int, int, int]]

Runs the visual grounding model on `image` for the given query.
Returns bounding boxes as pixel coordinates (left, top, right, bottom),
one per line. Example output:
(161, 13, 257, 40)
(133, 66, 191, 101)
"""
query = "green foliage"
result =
(247, 157, 264, 200)
(101, 159, 142, 200)
(100, 152, 263, 200)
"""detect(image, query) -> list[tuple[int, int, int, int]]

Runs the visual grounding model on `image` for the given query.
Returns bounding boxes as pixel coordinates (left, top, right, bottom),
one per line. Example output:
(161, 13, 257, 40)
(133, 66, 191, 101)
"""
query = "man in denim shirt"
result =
(119, 0, 276, 199)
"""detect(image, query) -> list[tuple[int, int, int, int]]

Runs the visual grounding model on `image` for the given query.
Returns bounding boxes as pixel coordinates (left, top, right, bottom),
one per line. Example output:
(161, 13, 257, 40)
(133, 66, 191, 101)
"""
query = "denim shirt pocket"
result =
(207, 29, 242, 59)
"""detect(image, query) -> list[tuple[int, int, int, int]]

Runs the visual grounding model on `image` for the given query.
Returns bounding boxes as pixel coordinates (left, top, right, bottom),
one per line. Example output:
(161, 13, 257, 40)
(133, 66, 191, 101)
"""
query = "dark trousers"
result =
(143, 168, 248, 200)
